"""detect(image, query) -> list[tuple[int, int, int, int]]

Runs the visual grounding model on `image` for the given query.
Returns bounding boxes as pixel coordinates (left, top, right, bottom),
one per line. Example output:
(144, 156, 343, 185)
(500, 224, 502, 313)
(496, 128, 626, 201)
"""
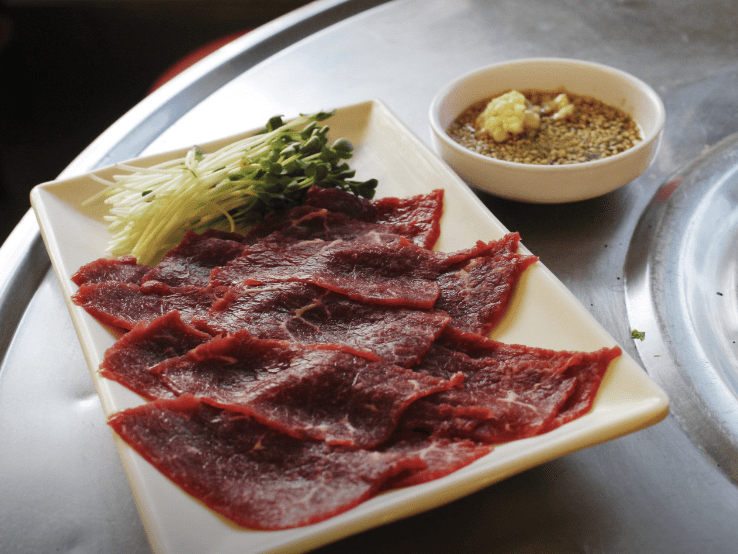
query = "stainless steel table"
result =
(2, 1, 738, 552)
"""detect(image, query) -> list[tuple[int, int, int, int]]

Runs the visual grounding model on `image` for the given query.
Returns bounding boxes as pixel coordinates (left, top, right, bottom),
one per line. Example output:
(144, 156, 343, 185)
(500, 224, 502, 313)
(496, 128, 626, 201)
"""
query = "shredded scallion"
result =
(86, 111, 378, 265)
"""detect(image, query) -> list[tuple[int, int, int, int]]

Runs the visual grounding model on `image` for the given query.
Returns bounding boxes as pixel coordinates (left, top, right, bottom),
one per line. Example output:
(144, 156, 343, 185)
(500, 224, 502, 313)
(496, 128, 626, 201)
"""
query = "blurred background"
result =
(0, 0, 313, 244)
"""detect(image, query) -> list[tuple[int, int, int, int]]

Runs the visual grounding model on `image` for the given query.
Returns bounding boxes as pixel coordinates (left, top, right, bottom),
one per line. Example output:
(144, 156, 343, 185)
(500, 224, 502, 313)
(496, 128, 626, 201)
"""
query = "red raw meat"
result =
(368, 189, 444, 249)
(209, 236, 444, 308)
(243, 206, 378, 244)
(435, 232, 520, 267)
(246, 187, 443, 249)
(208, 233, 528, 311)
(437, 252, 538, 335)
(380, 436, 492, 488)
(304, 185, 381, 220)
(401, 327, 621, 443)
(142, 229, 246, 287)
(108, 395, 427, 530)
(74, 188, 619, 531)
(193, 228, 249, 243)
(71, 256, 152, 286)
(153, 331, 463, 448)
(99, 311, 213, 400)
(193, 281, 450, 368)
(433, 232, 537, 334)
(439, 327, 621, 434)
(72, 281, 224, 330)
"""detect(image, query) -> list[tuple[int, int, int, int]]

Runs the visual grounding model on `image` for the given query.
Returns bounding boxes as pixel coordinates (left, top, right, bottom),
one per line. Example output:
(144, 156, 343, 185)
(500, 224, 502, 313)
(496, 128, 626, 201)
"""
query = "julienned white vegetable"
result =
(86, 111, 378, 266)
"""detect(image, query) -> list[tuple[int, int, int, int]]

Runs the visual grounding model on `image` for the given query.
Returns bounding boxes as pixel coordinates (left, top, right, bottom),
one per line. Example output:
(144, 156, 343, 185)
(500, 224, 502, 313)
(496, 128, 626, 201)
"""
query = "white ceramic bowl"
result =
(429, 58, 665, 203)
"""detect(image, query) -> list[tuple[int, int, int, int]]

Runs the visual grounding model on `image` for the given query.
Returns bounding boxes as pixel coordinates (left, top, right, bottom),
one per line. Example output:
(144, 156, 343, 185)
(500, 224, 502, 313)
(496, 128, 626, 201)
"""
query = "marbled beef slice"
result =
(141, 229, 247, 287)
(194, 281, 451, 367)
(108, 395, 427, 530)
(209, 236, 443, 308)
(153, 331, 464, 448)
(380, 435, 492, 488)
(100, 311, 213, 400)
(436, 252, 538, 335)
(401, 327, 621, 443)
(72, 281, 224, 330)
(71, 255, 152, 286)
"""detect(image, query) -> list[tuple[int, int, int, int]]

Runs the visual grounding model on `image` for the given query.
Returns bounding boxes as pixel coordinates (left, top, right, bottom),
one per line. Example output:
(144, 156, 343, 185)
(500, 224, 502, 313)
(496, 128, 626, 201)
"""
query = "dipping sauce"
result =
(447, 89, 642, 165)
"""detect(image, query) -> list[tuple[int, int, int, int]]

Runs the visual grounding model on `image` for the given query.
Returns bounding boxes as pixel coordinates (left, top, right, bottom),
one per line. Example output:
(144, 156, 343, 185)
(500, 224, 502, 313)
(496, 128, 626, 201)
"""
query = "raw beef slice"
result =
(401, 327, 621, 443)
(99, 311, 213, 400)
(436, 252, 538, 335)
(71, 256, 152, 286)
(153, 330, 463, 448)
(243, 205, 380, 244)
(193, 281, 451, 367)
(380, 435, 492, 488)
(108, 395, 427, 530)
(305, 186, 444, 248)
(142, 229, 247, 287)
(246, 187, 444, 249)
(209, 236, 444, 308)
(72, 281, 224, 330)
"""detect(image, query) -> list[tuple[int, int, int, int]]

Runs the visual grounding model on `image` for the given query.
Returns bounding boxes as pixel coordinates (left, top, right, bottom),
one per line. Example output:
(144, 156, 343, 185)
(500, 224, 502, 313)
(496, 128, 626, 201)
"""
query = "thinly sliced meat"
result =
(108, 395, 426, 530)
(437, 252, 538, 335)
(243, 206, 372, 244)
(401, 327, 621, 443)
(194, 228, 249, 243)
(153, 331, 462, 448)
(540, 346, 622, 433)
(436, 232, 521, 267)
(71, 256, 152, 286)
(368, 189, 444, 249)
(209, 236, 444, 308)
(193, 282, 450, 368)
(247, 206, 413, 245)
(142, 229, 247, 287)
(304, 185, 380, 220)
(437, 328, 621, 432)
(245, 187, 444, 249)
(380, 436, 492, 488)
(209, 234, 527, 310)
(153, 331, 297, 391)
(100, 311, 213, 400)
(422, 232, 537, 335)
(72, 281, 224, 330)
(70, 185, 625, 530)
(306, 186, 444, 247)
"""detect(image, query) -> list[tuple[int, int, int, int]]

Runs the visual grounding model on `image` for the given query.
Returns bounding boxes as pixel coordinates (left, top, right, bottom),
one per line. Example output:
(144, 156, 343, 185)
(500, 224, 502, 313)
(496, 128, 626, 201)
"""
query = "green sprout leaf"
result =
(86, 111, 378, 265)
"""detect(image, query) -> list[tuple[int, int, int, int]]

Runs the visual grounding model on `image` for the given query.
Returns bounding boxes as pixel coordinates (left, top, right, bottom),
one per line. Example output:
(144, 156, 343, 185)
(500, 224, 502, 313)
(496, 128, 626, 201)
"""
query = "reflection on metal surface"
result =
(0, 212, 49, 358)
(625, 132, 738, 483)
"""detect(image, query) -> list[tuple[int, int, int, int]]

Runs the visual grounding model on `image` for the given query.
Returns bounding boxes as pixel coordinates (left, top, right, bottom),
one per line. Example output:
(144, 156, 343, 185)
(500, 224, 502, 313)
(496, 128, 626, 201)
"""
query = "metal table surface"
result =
(2, 0, 738, 552)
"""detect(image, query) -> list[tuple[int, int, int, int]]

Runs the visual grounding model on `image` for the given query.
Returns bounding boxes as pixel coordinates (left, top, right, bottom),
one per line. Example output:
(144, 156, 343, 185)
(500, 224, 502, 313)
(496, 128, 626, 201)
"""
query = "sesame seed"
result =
(447, 89, 642, 165)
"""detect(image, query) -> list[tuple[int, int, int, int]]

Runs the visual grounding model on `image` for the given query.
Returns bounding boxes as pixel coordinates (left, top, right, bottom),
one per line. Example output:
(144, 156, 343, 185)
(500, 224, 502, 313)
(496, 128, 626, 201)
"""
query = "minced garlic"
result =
(542, 93, 575, 121)
(475, 90, 541, 142)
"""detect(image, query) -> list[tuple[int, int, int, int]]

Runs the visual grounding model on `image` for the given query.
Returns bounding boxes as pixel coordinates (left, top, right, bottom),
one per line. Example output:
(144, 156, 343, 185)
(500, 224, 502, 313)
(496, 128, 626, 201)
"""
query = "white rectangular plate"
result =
(31, 99, 669, 554)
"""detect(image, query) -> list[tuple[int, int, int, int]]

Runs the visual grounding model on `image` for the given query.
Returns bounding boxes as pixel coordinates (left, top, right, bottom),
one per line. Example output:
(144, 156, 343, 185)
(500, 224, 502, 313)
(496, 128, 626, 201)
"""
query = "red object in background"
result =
(148, 31, 250, 93)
